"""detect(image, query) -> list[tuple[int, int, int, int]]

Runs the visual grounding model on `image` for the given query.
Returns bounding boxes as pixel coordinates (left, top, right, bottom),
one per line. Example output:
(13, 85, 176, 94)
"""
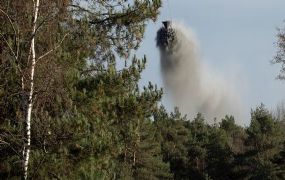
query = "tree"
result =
(1, 1, 75, 177)
(74, 57, 171, 179)
(154, 107, 189, 179)
(220, 115, 246, 154)
(206, 122, 235, 180)
(22, 1, 40, 179)
(0, 0, 163, 179)
(242, 105, 284, 179)
(273, 24, 285, 79)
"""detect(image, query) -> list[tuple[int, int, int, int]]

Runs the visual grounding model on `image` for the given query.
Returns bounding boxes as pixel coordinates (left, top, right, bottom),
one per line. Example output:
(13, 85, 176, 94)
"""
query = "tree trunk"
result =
(23, 0, 40, 179)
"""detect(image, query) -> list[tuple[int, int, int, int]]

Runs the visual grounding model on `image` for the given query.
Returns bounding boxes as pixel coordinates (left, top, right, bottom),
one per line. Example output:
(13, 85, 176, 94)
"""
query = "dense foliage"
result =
(1, 0, 285, 179)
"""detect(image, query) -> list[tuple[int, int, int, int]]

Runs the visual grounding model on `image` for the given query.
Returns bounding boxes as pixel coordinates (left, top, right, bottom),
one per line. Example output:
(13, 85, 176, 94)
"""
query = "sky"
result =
(136, 0, 285, 125)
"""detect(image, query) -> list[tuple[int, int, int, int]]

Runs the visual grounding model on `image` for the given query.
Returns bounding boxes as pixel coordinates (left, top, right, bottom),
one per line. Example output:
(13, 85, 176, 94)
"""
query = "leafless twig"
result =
(36, 33, 69, 63)
(0, 7, 19, 60)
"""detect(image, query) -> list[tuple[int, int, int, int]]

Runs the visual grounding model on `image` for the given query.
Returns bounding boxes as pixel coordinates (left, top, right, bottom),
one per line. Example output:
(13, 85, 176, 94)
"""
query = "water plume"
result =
(156, 22, 243, 123)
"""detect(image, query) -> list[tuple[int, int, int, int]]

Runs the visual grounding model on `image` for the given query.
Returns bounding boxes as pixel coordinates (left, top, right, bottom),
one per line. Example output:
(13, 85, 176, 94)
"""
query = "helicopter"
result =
(162, 20, 171, 30)
(156, 20, 176, 50)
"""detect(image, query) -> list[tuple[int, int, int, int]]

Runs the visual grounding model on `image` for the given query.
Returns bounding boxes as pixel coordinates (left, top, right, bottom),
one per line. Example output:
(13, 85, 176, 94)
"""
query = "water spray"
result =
(156, 22, 243, 123)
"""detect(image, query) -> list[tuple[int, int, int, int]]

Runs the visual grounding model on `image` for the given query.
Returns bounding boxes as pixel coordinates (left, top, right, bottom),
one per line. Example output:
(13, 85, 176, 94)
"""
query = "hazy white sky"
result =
(136, 0, 285, 125)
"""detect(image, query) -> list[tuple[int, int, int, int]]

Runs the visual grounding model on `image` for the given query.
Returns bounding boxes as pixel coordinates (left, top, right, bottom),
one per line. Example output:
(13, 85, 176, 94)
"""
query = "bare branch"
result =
(0, 7, 17, 38)
(0, 32, 17, 58)
(34, 11, 56, 36)
(0, 139, 9, 145)
(69, 4, 97, 15)
(0, 7, 19, 60)
(36, 33, 69, 62)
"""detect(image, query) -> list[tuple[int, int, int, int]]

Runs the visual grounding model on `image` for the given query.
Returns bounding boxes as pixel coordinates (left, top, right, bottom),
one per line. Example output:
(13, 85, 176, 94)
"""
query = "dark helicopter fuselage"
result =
(156, 21, 176, 51)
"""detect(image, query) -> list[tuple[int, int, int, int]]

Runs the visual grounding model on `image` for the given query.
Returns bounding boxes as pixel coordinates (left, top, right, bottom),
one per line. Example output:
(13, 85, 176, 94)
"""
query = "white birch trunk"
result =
(23, 0, 40, 179)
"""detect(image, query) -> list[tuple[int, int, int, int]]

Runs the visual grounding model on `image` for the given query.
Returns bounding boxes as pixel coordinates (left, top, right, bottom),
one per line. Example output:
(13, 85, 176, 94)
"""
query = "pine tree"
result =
(154, 107, 189, 179)
(242, 105, 284, 179)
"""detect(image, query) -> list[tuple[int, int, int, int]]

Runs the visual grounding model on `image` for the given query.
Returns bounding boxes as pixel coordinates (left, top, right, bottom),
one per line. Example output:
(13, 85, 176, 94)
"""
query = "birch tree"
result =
(22, 0, 40, 179)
